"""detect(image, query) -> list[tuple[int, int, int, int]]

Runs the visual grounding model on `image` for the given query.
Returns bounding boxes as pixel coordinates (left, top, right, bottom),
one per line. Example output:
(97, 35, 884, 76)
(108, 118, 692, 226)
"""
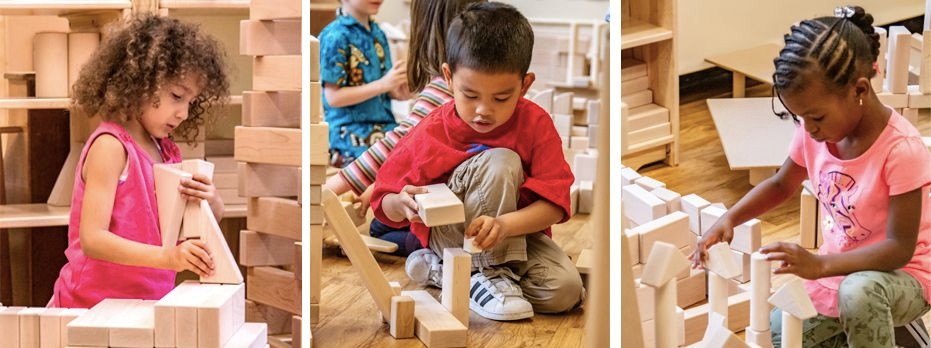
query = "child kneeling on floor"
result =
(370, 2, 584, 321)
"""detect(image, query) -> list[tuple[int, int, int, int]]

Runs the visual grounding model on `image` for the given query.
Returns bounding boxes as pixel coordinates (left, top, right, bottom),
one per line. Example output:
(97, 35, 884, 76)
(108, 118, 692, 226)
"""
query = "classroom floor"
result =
(311, 193, 593, 346)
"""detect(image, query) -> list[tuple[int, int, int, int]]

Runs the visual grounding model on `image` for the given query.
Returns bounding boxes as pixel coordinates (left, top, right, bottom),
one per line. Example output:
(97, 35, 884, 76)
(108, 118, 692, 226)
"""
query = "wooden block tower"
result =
(236, 0, 303, 344)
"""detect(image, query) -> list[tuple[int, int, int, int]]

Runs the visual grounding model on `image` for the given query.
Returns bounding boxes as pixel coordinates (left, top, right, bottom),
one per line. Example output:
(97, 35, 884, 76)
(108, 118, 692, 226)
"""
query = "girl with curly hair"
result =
(51, 13, 230, 308)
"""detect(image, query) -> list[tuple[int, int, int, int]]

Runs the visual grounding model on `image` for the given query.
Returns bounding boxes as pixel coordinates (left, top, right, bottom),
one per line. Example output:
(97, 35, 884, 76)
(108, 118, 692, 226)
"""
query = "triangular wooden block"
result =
(703, 323, 750, 348)
(705, 242, 741, 279)
(154, 164, 192, 248)
(702, 311, 727, 343)
(641, 241, 689, 287)
(768, 277, 816, 320)
(199, 199, 243, 284)
(180, 159, 215, 240)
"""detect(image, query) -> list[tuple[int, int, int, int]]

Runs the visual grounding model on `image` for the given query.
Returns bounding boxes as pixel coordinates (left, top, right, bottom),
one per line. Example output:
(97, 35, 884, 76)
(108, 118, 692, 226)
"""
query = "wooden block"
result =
(873, 27, 888, 92)
(621, 184, 665, 226)
(683, 291, 752, 345)
(389, 296, 415, 338)
(18, 307, 43, 348)
(464, 235, 483, 254)
(731, 218, 761, 254)
(222, 322, 267, 348)
(569, 183, 579, 215)
(640, 241, 689, 288)
(922, 30, 931, 93)
(628, 122, 671, 145)
(238, 163, 300, 198)
(621, 88, 653, 109)
(569, 136, 589, 150)
(154, 281, 200, 347)
(244, 300, 291, 335)
(640, 307, 685, 348)
(57, 309, 86, 347)
(441, 248, 471, 326)
(529, 89, 553, 114)
(242, 91, 301, 128)
(213, 172, 239, 190)
(650, 187, 681, 214)
(573, 152, 598, 183)
(578, 180, 594, 214)
(310, 185, 322, 205)
(745, 328, 772, 348)
(570, 125, 588, 137)
(628, 104, 669, 131)
(621, 56, 647, 81)
(631, 211, 691, 262)
(678, 268, 707, 308)
(886, 26, 911, 94)
(178, 141, 206, 159)
(706, 242, 741, 279)
(219, 188, 247, 205)
(904, 107, 919, 126)
(310, 81, 323, 124)
(309, 165, 326, 185)
(876, 91, 909, 107)
(575, 248, 593, 274)
(198, 283, 246, 348)
(250, 0, 300, 20)
(0, 307, 25, 348)
(208, 156, 239, 173)
(47, 146, 81, 206)
(553, 113, 573, 137)
(291, 316, 301, 348)
(680, 194, 710, 235)
(799, 186, 817, 249)
(321, 189, 394, 321)
(768, 277, 817, 319)
(730, 250, 751, 283)
(311, 204, 323, 225)
(700, 205, 727, 236)
(622, 75, 649, 96)
(34, 32, 69, 97)
(586, 99, 601, 125)
(907, 85, 931, 108)
(402, 290, 468, 348)
(553, 92, 573, 115)
(198, 199, 244, 284)
(234, 126, 301, 166)
(309, 123, 329, 165)
(414, 184, 465, 227)
(240, 230, 295, 266)
(109, 300, 156, 348)
(154, 164, 192, 247)
(253, 55, 300, 90)
(67, 299, 135, 346)
(180, 159, 215, 240)
(704, 324, 749, 348)
(39, 308, 65, 348)
(620, 167, 642, 186)
(247, 267, 299, 315)
(625, 229, 640, 265)
(247, 197, 301, 240)
(240, 20, 300, 56)
(68, 32, 100, 94)
(634, 176, 665, 191)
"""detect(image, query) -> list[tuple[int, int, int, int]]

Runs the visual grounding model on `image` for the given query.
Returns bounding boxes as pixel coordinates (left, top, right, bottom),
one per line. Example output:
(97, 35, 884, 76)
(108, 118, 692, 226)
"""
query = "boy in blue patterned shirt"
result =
(319, 0, 411, 168)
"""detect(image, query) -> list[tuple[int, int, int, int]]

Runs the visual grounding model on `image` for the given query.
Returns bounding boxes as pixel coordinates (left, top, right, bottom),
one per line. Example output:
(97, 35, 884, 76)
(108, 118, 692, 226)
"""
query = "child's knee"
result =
(529, 268, 583, 313)
(838, 271, 890, 314)
(480, 148, 522, 177)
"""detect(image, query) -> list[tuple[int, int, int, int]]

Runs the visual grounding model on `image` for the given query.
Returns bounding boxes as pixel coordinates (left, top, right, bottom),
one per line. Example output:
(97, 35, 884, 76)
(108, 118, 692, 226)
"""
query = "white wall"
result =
(678, 0, 924, 74)
(376, 0, 608, 26)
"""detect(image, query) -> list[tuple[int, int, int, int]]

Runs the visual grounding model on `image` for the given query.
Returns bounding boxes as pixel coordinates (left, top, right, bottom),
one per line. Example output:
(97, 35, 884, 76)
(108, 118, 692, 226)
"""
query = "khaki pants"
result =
(427, 148, 584, 313)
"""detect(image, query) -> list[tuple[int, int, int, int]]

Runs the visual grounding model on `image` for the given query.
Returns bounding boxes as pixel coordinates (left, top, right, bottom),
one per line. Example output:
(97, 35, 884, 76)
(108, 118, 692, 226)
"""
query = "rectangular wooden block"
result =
(310, 35, 320, 82)
(402, 290, 468, 348)
(247, 267, 299, 315)
(58, 309, 86, 347)
(310, 82, 322, 124)
(223, 322, 267, 348)
(154, 281, 200, 347)
(240, 230, 295, 266)
(109, 300, 156, 348)
(621, 184, 666, 226)
(621, 75, 649, 96)
(631, 211, 690, 263)
(886, 26, 911, 94)
(174, 284, 224, 347)
(621, 57, 647, 81)
(206, 139, 235, 157)
(310, 224, 323, 304)
(621, 88, 653, 109)
(908, 85, 931, 108)
(680, 194, 710, 235)
(39, 308, 65, 348)
(244, 300, 291, 335)
(441, 248, 471, 326)
(628, 122, 671, 145)
(800, 182, 818, 249)
(68, 299, 140, 347)
(634, 176, 665, 191)
(238, 163, 300, 198)
(214, 172, 239, 190)
(575, 248, 593, 274)
(208, 156, 239, 173)
(683, 291, 752, 345)
(247, 197, 301, 240)
(731, 218, 762, 254)
(390, 296, 415, 339)
(178, 141, 206, 160)
(678, 268, 707, 308)
(730, 250, 752, 283)
(253, 55, 301, 91)
(250, 0, 300, 20)
(628, 104, 669, 131)
(876, 91, 909, 108)
(309, 123, 329, 165)
(242, 91, 301, 128)
(240, 20, 301, 56)
(18, 307, 43, 348)
(198, 283, 246, 348)
(218, 188, 247, 205)
(309, 165, 326, 185)
(414, 184, 465, 227)
(700, 205, 727, 236)
(651, 187, 681, 214)
(620, 167, 642, 186)
(234, 126, 301, 166)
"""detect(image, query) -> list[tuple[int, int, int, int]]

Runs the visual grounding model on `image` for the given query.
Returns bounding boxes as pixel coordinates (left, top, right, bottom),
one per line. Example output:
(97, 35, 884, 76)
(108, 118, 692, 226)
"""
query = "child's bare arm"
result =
(467, 199, 564, 250)
(79, 136, 214, 276)
(324, 60, 407, 107)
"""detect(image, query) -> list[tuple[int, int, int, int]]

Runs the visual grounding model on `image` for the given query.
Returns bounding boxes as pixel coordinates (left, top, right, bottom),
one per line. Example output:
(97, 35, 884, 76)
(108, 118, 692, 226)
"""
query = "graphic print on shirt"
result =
(347, 45, 369, 86)
(817, 170, 873, 247)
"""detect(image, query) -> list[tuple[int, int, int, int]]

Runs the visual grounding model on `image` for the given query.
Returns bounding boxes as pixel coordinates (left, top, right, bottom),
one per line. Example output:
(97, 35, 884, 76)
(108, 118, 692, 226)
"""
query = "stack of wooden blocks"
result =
(308, 19, 325, 343)
(0, 305, 86, 348)
(620, 58, 672, 162)
(236, 0, 303, 345)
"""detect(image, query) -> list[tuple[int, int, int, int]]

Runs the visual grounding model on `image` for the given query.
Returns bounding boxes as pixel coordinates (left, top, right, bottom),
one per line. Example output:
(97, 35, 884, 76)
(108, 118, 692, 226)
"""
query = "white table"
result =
(706, 98, 797, 185)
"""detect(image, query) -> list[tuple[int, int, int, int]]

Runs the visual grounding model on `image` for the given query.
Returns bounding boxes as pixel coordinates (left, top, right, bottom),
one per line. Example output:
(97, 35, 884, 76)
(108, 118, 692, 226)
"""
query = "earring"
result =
(859, 98, 863, 106)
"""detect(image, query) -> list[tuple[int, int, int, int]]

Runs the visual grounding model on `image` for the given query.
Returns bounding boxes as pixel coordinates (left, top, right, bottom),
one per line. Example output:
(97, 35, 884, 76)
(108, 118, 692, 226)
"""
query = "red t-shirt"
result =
(371, 98, 574, 247)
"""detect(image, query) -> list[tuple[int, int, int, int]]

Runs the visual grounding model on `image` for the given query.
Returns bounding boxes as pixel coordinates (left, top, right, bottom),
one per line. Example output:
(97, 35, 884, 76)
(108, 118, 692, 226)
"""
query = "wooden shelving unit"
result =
(0, 1, 130, 15)
(620, 0, 679, 169)
(159, 0, 248, 15)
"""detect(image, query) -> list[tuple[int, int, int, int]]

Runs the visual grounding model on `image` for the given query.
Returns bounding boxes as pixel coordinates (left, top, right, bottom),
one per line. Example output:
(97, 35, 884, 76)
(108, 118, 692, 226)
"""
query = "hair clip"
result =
(834, 6, 854, 18)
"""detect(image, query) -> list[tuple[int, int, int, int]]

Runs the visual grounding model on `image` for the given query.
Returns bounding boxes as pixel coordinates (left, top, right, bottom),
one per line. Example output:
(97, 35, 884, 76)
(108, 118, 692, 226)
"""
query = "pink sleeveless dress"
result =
(52, 121, 181, 308)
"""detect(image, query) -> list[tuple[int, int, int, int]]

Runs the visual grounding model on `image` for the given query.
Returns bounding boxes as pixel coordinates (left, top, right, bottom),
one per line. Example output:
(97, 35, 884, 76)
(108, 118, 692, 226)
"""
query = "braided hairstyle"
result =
(773, 6, 880, 119)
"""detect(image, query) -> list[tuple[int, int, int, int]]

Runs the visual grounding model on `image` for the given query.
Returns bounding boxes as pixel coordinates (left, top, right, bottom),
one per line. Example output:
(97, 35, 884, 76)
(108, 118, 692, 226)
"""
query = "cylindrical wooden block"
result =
(68, 32, 100, 96)
(654, 280, 677, 348)
(708, 272, 728, 318)
(34, 32, 69, 97)
(782, 311, 802, 348)
(745, 327, 774, 348)
(750, 252, 772, 332)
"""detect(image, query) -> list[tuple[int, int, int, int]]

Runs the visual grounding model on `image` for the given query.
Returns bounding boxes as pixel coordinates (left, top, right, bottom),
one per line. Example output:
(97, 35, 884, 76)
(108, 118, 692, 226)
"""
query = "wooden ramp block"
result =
(247, 197, 301, 240)
(18, 307, 43, 348)
(414, 184, 465, 227)
(631, 211, 691, 262)
(180, 159, 215, 240)
(154, 164, 192, 247)
(222, 322, 267, 348)
(389, 296, 415, 338)
(768, 277, 817, 320)
(247, 267, 299, 315)
(706, 242, 741, 279)
(322, 189, 395, 322)
(193, 199, 243, 284)
(234, 126, 301, 166)
(640, 241, 689, 288)
(621, 184, 665, 226)
(240, 20, 301, 56)
(47, 146, 81, 206)
(240, 230, 295, 266)
(242, 91, 301, 128)
(441, 248, 471, 326)
(250, 0, 300, 20)
(198, 283, 246, 348)
(402, 290, 468, 348)
(253, 55, 301, 91)
(109, 300, 156, 348)
(238, 163, 300, 198)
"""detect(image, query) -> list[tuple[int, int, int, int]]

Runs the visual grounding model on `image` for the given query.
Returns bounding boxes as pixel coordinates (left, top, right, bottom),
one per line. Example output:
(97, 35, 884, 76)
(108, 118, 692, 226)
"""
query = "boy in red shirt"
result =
(370, 2, 583, 321)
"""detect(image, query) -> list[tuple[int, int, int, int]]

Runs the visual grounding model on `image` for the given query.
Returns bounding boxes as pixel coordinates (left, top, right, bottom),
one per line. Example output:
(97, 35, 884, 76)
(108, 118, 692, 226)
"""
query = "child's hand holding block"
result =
(464, 236, 483, 254)
(414, 184, 465, 227)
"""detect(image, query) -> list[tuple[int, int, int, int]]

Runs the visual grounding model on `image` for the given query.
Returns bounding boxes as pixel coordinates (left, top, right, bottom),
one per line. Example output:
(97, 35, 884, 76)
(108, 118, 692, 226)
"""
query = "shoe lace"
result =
(485, 275, 522, 299)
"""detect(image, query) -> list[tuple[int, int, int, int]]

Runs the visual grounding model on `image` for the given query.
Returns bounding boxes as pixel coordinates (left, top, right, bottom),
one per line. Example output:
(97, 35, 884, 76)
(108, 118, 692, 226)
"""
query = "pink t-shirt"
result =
(789, 110, 931, 317)
(52, 121, 181, 308)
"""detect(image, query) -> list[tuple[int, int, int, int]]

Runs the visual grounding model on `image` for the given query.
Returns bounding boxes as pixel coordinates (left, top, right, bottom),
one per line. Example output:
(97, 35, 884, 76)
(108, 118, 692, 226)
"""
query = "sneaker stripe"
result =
(470, 281, 482, 297)
(480, 293, 495, 306)
(474, 288, 488, 302)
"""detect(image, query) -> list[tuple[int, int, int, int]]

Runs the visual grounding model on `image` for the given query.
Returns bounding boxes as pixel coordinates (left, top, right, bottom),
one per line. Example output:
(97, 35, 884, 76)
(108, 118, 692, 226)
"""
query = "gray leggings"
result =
(426, 148, 584, 313)
(770, 270, 930, 348)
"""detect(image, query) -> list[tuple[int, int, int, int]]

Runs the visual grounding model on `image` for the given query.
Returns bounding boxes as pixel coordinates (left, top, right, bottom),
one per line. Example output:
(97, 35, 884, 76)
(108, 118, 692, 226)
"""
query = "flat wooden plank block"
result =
(198, 283, 246, 348)
(621, 88, 653, 109)
(223, 322, 267, 348)
(234, 126, 301, 166)
(242, 91, 301, 128)
(239, 163, 300, 198)
(402, 290, 468, 348)
(441, 248, 471, 326)
(240, 20, 300, 56)
(68, 299, 142, 347)
(253, 55, 301, 91)
(414, 184, 465, 227)
(247, 197, 301, 240)
(250, 0, 300, 20)
(154, 164, 192, 247)
(109, 300, 156, 348)
(390, 296, 415, 338)
(240, 230, 296, 266)
(628, 104, 669, 131)
(247, 267, 299, 315)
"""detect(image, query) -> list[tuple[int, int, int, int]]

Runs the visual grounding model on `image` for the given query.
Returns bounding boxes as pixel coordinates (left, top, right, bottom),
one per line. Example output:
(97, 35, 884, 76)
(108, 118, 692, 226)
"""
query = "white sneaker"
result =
(469, 272, 534, 321)
(405, 248, 442, 288)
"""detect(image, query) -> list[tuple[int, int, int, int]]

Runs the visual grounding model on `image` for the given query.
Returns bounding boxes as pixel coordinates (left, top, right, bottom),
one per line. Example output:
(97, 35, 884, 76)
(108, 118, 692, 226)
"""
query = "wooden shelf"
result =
(0, 95, 242, 110)
(620, 18, 673, 50)
(160, 0, 248, 15)
(0, 1, 130, 15)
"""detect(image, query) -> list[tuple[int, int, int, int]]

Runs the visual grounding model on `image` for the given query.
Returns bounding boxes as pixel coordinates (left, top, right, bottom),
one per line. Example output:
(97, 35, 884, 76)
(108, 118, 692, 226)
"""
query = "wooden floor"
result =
(311, 207, 592, 347)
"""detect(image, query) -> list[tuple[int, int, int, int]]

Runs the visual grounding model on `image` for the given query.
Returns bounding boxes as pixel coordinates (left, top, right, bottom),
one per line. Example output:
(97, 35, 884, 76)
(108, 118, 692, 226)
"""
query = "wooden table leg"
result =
(732, 72, 746, 98)
(748, 167, 778, 186)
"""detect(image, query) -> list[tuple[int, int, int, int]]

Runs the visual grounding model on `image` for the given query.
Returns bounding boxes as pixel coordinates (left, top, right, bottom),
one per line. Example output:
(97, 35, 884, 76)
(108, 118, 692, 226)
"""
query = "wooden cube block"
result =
(680, 194, 710, 235)
(196, 199, 245, 285)
(414, 184, 465, 227)
(650, 187, 681, 214)
(18, 307, 43, 348)
(222, 322, 267, 348)
(247, 197, 301, 240)
(250, 0, 300, 20)
(247, 267, 299, 315)
(700, 205, 727, 236)
(234, 126, 301, 166)
(401, 290, 467, 348)
(389, 296, 415, 339)
(240, 20, 300, 56)
(731, 218, 762, 254)
(238, 163, 300, 198)
(242, 91, 301, 128)
(621, 184, 666, 226)
(109, 300, 156, 348)
(309, 123, 329, 166)
(253, 55, 301, 91)
(240, 230, 296, 266)
(198, 283, 246, 348)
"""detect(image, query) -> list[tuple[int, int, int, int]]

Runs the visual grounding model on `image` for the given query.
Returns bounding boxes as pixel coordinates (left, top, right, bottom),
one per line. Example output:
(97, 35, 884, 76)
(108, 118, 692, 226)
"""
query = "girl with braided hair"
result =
(691, 6, 931, 346)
